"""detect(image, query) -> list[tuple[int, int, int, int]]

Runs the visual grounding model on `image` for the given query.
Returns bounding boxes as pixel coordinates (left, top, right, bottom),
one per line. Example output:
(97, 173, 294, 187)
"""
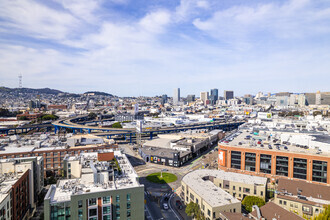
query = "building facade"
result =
(173, 88, 180, 105)
(44, 151, 144, 220)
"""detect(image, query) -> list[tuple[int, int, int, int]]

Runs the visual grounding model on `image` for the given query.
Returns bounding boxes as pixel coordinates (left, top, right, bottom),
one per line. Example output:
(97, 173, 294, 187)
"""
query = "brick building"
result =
(218, 130, 330, 185)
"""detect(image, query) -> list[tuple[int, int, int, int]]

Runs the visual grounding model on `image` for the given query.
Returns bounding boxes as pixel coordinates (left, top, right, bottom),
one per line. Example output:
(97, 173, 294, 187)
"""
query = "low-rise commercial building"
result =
(44, 150, 144, 220)
(139, 130, 223, 167)
(181, 169, 267, 220)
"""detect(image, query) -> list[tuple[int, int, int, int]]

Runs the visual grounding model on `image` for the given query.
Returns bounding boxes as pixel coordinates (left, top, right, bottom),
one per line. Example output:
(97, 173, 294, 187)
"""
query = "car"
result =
(205, 163, 209, 168)
(163, 203, 169, 210)
(176, 200, 183, 210)
(257, 141, 261, 144)
(260, 144, 264, 147)
(284, 146, 288, 150)
(268, 145, 273, 149)
(162, 169, 168, 172)
(238, 142, 242, 145)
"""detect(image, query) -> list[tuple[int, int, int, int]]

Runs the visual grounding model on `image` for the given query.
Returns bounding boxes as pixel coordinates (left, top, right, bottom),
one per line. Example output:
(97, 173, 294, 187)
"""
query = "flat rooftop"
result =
(0, 173, 24, 203)
(220, 129, 330, 156)
(182, 169, 267, 208)
(46, 151, 142, 203)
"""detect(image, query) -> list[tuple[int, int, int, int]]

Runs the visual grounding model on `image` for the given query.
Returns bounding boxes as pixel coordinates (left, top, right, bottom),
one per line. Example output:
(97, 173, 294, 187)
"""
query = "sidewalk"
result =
(170, 192, 192, 220)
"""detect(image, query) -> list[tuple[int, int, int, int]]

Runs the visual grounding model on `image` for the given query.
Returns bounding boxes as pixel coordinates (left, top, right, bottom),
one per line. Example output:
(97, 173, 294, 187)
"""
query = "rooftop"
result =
(220, 129, 330, 156)
(45, 150, 142, 204)
(277, 179, 330, 205)
(250, 202, 304, 220)
(182, 169, 267, 208)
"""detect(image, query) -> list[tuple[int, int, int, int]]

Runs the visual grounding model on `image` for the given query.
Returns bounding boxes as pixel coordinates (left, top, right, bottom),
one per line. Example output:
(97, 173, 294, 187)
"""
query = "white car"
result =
(163, 203, 169, 210)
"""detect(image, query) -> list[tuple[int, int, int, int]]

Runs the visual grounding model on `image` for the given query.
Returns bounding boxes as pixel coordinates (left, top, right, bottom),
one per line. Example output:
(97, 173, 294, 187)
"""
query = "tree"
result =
(242, 196, 265, 212)
(112, 122, 122, 128)
(88, 112, 97, 119)
(18, 116, 28, 120)
(313, 205, 330, 220)
(41, 114, 58, 121)
(185, 202, 205, 220)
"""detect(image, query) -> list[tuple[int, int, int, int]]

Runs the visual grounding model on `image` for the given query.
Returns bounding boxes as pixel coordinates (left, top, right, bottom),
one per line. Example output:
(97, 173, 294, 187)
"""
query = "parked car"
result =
(176, 200, 183, 210)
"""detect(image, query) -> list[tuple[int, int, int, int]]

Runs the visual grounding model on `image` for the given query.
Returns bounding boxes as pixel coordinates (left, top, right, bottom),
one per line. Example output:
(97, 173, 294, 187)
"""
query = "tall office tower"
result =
(200, 92, 209, 105)
(187, 95, 195, 103)
(161, 94, 168, 105)
(224, 90, 234, 100)
(298, 94, 306, 107)
(173, 88, 180, 105)
(210, 88, 219, 105)
(316, 91, 321, 105)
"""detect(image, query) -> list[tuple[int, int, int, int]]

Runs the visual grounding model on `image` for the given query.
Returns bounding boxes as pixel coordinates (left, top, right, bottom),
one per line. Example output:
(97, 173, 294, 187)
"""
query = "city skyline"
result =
(0, 0, 330, 96)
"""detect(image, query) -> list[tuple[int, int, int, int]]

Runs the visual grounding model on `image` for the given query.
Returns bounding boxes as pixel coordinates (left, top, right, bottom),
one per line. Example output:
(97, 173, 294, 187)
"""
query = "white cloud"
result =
(0, 0, 80, 41)
(193, 0, 330, 40)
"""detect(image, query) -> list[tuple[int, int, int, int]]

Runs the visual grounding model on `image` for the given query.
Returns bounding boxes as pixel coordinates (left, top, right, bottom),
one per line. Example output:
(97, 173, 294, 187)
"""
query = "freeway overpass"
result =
(52, 115, 244, 142)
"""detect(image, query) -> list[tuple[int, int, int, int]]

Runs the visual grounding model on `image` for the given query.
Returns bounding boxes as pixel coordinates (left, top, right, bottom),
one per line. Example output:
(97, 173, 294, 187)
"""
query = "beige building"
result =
(274, 178, 330, 219)
(181, 169, 267, 220)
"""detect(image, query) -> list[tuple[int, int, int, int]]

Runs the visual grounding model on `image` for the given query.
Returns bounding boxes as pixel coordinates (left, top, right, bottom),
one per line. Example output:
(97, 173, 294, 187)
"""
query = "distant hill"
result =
(0, 87, 63, 95)
(84, 91, 114, 97)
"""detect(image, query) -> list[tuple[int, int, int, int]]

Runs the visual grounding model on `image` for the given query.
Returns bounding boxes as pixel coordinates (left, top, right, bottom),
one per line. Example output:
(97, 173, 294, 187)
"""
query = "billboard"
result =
(258, 112, 272, 119)
(136, 120, 143, 133)
(218, 150, 226, 166)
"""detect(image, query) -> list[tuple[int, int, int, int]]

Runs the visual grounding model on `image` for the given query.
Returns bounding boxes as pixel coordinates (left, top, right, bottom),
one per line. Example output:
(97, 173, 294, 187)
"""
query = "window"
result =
(233, 186, 235, 190)
(196, 198, 199, 204)
(207, 209, 211, 216)
(233, 208, 236, 213)
(116, 204, 120, 211)
(260, 191, 263, 196)
(213, 212, 216, 218)
(127, 202, 131, 209)
(239, 187, 241, 192)
(103, 206, 111, 214)
(127, 194, 131, 201)
(103, 216, 111, 220)
(78, 200, 83, 208)
(103, 196, 110, 204)
(254, 190, 257, 195)
(116, 195, 120, 203)
(284, 201, 287, 205)
(89, 208, 97, 217)
(89, 198, 97, 206)
(279, 200, 282, 205)
(127, 210, 131, 217)
(190, 193, 194, 200)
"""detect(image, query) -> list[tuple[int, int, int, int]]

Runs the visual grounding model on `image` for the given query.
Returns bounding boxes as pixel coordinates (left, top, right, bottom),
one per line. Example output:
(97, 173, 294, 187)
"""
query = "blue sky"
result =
(0, 0, 329, 97)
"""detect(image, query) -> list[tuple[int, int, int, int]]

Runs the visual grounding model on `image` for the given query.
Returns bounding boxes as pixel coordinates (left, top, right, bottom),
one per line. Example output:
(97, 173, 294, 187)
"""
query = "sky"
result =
(0, 0, 330, 97)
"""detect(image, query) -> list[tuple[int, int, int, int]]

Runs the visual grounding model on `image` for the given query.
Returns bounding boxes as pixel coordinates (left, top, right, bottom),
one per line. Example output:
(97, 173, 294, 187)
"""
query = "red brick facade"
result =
(218, 144, 330, 185)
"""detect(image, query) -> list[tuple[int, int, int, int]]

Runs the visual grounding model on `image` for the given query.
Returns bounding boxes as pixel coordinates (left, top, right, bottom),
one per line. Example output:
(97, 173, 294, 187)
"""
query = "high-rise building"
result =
(200, 92, 209, 105)
(44, 150, 144, 220)
(161, 94, 168, 105)
(210, 88, 218, 105)
(224, 90, 234, 100)
(173, 88, 180, 105)
(187, 95, 195, 103)
(316, 91, 321, 105)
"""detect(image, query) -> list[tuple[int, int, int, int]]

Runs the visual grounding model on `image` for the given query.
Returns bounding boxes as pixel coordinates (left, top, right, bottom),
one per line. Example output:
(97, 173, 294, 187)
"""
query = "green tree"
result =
(242, 196, 266, 212)
(41, 114, 58, 121)
(18, 116, 28, 120)
(112, 122, 122, 128)
(185, 202, 205, 220)
(313, 205, 330, 220)
(88, 112, 97, 119)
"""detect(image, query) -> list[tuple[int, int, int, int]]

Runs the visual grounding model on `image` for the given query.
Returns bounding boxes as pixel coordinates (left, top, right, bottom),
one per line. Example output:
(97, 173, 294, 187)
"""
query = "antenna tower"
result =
(18, 74, 22, 88)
